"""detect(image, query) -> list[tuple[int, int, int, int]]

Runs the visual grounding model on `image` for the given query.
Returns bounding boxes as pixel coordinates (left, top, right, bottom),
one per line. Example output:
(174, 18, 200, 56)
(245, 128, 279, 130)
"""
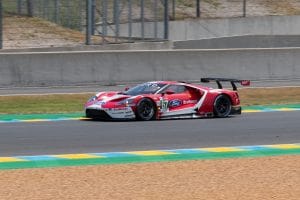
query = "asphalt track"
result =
(0, 111, 300, 157)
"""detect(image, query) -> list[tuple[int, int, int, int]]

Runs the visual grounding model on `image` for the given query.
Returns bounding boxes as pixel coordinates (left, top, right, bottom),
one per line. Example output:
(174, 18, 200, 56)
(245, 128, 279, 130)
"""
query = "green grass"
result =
(0, 94, 92, 114)
(0, 87, 299, 114)
(239, 87, 300, 106)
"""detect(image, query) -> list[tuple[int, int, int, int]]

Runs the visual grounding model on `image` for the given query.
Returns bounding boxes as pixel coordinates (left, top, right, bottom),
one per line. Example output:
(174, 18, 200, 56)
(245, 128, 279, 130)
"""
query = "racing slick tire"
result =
(213, 95, 232, 118)
(136, 98, 156, 121)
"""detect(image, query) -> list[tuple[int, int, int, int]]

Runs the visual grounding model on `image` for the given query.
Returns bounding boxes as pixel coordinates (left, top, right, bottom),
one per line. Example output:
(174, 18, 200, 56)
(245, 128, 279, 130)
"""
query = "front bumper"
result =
(86, 109, 112, 120)
(85, 106, 136, 120)
(230, 106, 242, 115)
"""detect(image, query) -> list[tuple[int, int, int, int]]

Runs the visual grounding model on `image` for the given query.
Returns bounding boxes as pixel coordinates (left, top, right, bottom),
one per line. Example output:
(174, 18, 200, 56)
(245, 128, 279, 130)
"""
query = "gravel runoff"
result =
(0, 155, 299, 200)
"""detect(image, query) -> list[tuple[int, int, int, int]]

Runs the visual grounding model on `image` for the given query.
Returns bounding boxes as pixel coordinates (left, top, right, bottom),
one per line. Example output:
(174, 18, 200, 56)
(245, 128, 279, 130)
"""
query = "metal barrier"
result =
(87, 0, 169, 44)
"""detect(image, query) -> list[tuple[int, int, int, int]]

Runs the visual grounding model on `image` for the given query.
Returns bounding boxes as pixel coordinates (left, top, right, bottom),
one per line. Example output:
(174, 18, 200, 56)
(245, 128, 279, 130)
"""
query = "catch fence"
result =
(0, 0, 300, 49)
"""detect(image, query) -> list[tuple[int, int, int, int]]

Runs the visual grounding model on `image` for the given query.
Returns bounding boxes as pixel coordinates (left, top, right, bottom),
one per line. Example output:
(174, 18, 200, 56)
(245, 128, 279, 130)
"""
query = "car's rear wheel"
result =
(213, 95, 232, 118)
(136, 98, 156, 121)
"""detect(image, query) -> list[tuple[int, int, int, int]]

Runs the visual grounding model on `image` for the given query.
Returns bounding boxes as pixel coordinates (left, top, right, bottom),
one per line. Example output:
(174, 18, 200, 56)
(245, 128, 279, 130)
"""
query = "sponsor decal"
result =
(112, 107, 128, 111)
(125, 114, 135, 118)
(183, 100, 198, 104)
(168, 99, 182, 108)
(111, 111, 126, 115)
(109, 107, 130, 111)
(108, 107, 133, 115)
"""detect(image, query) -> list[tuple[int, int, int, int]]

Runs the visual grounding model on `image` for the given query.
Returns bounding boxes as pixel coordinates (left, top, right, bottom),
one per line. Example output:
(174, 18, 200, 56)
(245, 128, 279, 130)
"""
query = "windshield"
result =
(124, 82, 167, 96)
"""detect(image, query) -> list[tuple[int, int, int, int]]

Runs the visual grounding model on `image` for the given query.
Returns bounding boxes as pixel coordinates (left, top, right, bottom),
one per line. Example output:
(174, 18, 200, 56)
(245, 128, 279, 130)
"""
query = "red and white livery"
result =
(85, 78, 250, 121)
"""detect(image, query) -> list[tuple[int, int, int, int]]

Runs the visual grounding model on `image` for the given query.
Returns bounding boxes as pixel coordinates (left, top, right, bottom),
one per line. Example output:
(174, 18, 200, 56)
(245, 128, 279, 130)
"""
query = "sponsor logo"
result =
(111, 111, 126, 115)
(124, 115, 135, 118)
(183, 100, 198, 104)
(168, 99, 182, 107)
(109, 107, 128, 111)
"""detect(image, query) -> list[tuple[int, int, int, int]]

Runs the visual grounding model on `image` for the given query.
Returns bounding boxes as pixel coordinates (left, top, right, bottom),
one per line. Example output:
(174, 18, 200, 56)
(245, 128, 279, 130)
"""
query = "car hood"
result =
(85, 91, 133, 108)
(96, 91, 131, 102)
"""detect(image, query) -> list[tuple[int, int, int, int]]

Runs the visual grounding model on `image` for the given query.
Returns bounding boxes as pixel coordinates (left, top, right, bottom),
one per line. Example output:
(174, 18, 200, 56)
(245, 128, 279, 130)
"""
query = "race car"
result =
(85, 78, 250, 121)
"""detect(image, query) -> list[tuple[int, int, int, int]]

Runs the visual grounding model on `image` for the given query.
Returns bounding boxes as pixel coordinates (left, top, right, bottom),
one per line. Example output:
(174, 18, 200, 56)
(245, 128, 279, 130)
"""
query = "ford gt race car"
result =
(85, 78, 250, 121)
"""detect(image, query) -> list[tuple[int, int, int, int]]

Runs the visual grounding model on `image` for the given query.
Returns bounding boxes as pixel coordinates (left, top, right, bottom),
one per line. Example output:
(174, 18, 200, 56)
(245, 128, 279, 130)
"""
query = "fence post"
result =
(66, 0, 70, 27)
(102, 0, 108, 44)
(140, 0, 144, 40)
(86, 0, 92, 45)
(0, 0, 2, 49)
(153, 0, 158, 38)
(113, 0, 120, 42)
(42, 0, 46, 18)
(163, 0, 169, 39)
(54, 0, 59, 23)
(172, 0, 175, 20)
(128, 0, 132, 39)
(243, 0, 246, 17)
(27, 0, 34, 17)
(17, 0, 22, 15)
(196, 0, 200, 17)
(91, 0, 96, 35)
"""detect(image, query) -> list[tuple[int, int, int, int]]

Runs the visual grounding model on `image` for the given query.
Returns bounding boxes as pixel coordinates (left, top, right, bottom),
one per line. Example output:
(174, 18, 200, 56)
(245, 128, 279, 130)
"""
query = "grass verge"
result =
(0, 87, 299, 114)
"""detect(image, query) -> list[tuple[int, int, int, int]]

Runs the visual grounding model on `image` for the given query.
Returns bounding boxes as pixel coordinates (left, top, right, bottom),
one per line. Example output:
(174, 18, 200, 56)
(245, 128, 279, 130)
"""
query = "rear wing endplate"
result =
(200, 78, 250, 91)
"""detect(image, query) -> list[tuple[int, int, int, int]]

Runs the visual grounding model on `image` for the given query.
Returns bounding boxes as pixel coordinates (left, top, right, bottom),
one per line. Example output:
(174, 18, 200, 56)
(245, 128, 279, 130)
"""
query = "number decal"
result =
(160, 99, 169, 112)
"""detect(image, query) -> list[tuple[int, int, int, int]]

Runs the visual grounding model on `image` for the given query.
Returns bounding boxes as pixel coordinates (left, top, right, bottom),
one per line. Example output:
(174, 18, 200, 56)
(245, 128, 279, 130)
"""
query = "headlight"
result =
(117, 98, 135, 106)
(88, 95, 97, 102)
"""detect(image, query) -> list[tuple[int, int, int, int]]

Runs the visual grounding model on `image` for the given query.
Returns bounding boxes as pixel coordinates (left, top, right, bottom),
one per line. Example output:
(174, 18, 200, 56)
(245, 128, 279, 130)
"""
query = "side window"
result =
(163, 85, 187, 94)
(186, 86, 204, 98)
(175, 85, 187, 93)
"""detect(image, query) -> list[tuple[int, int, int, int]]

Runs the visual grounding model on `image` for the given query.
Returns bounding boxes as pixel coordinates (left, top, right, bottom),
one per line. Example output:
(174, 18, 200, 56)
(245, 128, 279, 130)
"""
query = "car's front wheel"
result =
(136, 98, 156, 121)
(213, 95, 232, 118)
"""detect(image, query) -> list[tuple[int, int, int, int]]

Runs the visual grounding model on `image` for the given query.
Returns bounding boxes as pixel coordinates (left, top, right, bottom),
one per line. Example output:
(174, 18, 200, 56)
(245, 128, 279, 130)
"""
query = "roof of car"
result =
(147, 81, 211, 90)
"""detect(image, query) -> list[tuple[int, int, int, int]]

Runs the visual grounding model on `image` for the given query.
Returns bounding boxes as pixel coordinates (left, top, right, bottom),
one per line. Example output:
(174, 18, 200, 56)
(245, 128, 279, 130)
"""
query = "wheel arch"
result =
(218, 93, 234, 105)
(144, 97, 158, 114)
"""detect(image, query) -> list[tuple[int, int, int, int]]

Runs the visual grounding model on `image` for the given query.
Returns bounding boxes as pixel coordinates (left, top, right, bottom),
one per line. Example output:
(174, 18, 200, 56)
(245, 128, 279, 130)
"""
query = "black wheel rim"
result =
(138, 101, 154, 119)
(216, 97, 230, 115)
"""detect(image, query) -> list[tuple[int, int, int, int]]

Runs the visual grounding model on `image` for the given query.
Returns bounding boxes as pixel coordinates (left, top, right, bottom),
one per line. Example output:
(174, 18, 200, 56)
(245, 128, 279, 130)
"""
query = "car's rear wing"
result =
(200, 78, 250, 91)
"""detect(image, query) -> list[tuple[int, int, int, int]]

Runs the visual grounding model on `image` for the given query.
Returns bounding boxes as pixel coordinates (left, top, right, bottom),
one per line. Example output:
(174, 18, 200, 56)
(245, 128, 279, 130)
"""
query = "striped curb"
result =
(243, 104, 300, 113)
(0, 117, 87, 123)
(0, 143, 300, 170)
(0, 113, 83, 123)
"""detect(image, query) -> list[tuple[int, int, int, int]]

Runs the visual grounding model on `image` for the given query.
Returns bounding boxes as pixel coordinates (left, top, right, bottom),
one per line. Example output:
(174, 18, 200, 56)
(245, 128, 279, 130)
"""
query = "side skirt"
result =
(159, 113, 213, 120)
